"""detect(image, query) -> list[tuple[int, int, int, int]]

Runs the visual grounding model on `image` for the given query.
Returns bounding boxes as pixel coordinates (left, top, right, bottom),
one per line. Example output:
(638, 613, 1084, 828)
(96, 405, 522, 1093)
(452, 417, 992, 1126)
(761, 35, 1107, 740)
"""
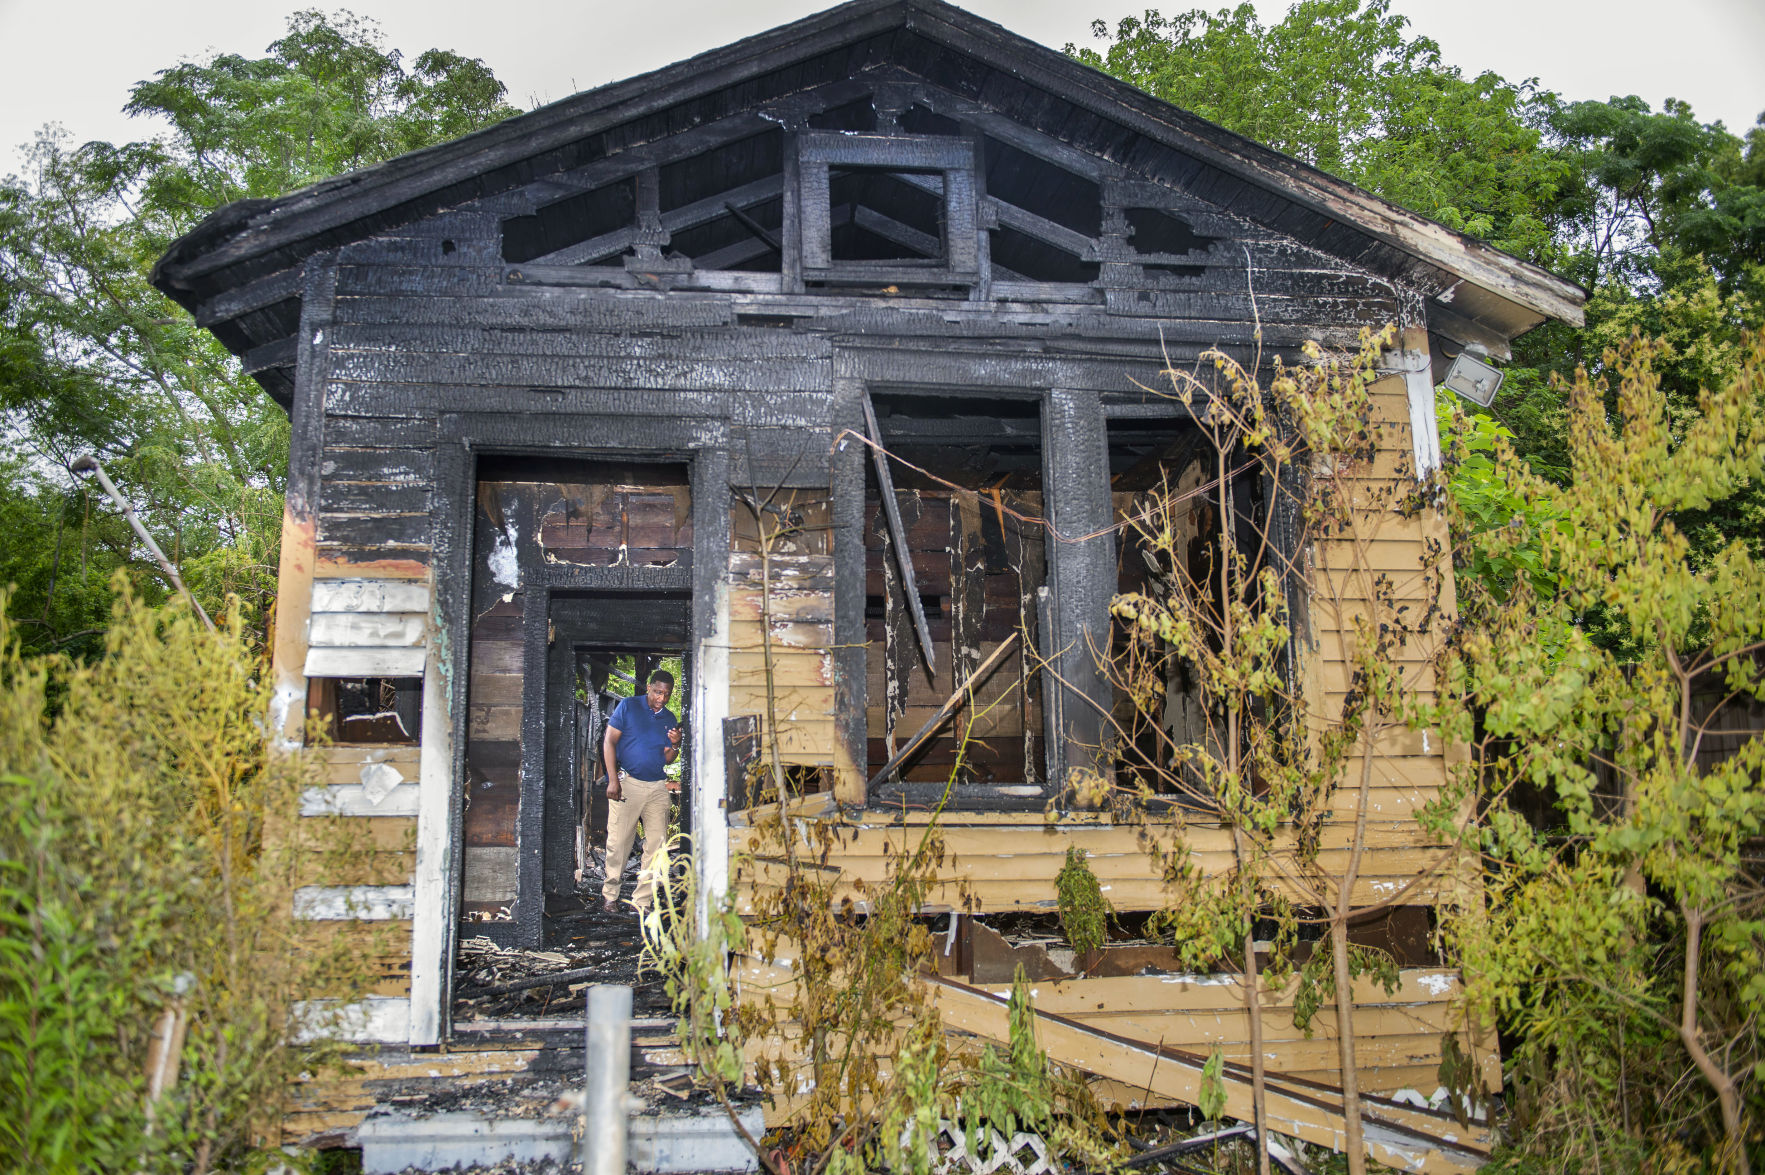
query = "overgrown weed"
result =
(0, 579, 381, 1173)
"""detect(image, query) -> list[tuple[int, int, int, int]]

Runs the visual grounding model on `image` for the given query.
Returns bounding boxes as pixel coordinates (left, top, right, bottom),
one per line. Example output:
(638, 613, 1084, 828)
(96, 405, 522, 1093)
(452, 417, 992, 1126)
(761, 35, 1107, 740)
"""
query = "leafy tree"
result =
(1437, 335, 1765, 1171)
(0, 10, 518, 651)
(1070, 0, 1576, 261)
(0, 584, 385, 1173)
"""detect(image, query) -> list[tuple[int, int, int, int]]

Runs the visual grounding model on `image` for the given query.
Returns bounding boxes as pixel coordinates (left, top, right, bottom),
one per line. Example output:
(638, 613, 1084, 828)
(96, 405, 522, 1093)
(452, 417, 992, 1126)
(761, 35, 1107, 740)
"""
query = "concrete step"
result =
(357, 1104, 762, 1173)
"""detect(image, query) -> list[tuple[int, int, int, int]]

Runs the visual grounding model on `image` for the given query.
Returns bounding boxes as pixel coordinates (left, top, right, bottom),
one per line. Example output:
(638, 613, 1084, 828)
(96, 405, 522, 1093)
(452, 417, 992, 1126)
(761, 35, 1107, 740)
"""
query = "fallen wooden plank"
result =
(868, 633, 1020, 789)
(926, 975, 1490, 1175)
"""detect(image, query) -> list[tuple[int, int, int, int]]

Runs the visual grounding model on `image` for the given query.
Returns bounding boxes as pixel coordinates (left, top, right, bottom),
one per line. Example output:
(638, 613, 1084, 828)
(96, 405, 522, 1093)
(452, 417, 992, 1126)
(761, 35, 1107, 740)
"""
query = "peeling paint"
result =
(488, 520, 520, 588)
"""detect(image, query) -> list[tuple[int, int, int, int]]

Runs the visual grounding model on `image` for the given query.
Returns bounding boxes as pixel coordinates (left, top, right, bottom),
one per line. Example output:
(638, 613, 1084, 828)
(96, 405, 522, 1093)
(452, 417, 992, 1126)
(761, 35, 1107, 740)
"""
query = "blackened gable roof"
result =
(151, 0, 1584, 357)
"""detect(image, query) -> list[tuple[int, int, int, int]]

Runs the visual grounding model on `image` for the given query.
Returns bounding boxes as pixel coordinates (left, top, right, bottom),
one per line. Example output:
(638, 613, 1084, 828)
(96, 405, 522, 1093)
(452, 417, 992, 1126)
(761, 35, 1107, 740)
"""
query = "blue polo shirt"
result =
(608, 694, 681, 780)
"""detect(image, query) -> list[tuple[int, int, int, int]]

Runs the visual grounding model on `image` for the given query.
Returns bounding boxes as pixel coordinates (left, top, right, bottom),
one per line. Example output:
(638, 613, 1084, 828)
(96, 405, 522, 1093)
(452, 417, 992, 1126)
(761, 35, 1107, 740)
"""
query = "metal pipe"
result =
(581, 983, 633, 1175)
(69, 454, 216, 632)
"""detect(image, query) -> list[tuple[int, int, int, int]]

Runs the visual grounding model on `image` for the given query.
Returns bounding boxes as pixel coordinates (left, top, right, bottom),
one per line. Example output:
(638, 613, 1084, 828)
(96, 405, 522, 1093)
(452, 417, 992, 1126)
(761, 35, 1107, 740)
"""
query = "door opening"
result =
(453, 453, 693, 1025)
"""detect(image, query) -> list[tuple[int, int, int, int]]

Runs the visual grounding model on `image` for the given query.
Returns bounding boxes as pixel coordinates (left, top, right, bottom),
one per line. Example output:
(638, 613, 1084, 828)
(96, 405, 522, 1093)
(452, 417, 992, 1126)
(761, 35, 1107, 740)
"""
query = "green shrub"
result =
(0, 581, 369, 1173)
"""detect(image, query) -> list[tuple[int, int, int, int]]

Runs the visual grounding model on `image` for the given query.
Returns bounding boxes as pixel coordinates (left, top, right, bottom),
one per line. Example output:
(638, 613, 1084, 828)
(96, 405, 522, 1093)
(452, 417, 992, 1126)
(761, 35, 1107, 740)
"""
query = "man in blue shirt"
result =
(600, 669, 682, 914)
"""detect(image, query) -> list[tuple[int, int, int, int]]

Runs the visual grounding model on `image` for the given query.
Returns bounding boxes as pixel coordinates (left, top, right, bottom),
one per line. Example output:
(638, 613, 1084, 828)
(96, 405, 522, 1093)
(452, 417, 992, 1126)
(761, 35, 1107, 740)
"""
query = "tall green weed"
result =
(0, 581, 369, 1173)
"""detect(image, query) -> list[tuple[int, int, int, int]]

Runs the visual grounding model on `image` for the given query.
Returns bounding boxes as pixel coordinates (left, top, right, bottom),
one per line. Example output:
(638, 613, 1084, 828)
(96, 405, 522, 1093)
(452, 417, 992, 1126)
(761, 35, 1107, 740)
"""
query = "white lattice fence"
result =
(932, 1120, 1054, 1175)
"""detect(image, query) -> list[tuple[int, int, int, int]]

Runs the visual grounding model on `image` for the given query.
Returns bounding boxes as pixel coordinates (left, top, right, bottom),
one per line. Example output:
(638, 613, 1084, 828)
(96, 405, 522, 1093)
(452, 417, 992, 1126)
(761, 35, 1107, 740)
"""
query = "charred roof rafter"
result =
(154, 0, 1585, 380)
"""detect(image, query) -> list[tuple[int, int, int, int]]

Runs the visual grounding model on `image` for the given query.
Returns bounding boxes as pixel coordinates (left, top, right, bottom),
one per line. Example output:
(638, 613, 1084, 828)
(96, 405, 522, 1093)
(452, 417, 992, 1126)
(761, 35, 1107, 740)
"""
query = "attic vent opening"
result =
(829, 168, 946, 264)
(798, 132, 979, 286)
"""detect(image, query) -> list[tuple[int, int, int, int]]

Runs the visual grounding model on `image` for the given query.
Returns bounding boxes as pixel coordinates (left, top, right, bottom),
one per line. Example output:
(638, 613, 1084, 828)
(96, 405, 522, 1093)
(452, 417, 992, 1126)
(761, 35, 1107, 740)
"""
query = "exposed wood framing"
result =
(861, 392, 936, 673)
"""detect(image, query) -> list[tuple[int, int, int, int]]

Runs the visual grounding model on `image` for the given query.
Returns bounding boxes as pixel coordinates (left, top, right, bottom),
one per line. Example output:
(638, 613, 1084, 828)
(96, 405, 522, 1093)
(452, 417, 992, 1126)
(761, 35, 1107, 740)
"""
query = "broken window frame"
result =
(305, 675, 424, 745)
(858, 388, 1053, 811)
(1102, 405, 1311, 809)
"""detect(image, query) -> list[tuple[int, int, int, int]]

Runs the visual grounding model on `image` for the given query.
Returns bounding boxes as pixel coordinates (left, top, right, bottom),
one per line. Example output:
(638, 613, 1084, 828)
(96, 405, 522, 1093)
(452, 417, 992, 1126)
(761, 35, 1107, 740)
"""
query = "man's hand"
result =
(667, 727, 683, 749)
(604, 723, 623, 801)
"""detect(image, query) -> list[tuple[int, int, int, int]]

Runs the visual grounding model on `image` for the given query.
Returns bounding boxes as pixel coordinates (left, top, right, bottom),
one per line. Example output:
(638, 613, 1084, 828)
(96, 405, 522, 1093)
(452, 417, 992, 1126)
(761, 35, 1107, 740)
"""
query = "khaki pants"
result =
(603, 772, 671, 910)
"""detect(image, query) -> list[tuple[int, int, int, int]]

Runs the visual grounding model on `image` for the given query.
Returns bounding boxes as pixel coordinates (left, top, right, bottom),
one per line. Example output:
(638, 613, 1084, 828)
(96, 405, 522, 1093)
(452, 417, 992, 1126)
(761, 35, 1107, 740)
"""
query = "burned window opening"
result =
(1107, 415, 1289, 802)
(864, 393, 1045, 794)
(306, 676, 422, 744)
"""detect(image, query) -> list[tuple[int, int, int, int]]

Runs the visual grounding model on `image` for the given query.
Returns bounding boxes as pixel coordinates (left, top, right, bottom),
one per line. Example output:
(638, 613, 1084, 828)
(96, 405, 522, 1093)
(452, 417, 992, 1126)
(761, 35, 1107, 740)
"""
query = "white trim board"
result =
(312, 579, 431, 614)
(305, 646, 428, 676)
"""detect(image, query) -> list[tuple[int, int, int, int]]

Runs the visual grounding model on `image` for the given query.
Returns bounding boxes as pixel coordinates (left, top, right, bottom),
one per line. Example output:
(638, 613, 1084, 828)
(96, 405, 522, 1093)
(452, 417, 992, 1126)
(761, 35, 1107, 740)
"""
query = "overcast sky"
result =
(2, 0, 1762, 176)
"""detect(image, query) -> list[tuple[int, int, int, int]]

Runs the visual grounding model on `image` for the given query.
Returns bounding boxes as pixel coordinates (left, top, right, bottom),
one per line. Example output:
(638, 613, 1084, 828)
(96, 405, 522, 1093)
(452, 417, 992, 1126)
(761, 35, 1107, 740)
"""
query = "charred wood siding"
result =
(149, 6, 1592, 1141)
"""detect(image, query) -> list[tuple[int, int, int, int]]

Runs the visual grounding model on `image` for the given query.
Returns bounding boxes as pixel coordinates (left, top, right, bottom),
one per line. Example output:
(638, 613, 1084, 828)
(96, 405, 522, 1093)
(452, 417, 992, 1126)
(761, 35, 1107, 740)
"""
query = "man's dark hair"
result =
(648, 669, 675, 689)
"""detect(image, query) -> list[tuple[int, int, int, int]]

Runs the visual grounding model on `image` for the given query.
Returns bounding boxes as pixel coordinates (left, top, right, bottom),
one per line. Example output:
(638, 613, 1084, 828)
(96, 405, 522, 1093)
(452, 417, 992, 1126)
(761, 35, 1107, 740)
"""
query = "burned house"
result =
(151, 0, 1584, 1167)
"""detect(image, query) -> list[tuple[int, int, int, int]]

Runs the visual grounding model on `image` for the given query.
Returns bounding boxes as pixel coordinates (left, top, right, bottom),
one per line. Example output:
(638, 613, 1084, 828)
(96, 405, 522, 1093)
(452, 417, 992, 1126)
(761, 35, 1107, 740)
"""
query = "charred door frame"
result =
(433, 411, 730, 1027)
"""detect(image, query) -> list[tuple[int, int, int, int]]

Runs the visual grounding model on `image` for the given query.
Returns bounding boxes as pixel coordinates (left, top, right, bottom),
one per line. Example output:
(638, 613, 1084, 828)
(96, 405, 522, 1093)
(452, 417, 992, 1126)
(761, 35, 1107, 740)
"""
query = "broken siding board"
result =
(739, 953, 1497, 1105)
(301, 784, 423, 817)
(293, 885, 417, 921)
(283, 1048, 548, 1139)
(307, 612, 427, 647)
(770, 864, 1461, 911)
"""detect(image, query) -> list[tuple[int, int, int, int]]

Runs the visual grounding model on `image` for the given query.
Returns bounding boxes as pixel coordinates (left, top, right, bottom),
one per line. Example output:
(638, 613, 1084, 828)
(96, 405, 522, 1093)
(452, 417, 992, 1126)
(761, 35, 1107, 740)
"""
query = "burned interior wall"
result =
(727, 489, 838, 780)
(461, 463, 693, 930)
(860, 394, 1046, 796)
